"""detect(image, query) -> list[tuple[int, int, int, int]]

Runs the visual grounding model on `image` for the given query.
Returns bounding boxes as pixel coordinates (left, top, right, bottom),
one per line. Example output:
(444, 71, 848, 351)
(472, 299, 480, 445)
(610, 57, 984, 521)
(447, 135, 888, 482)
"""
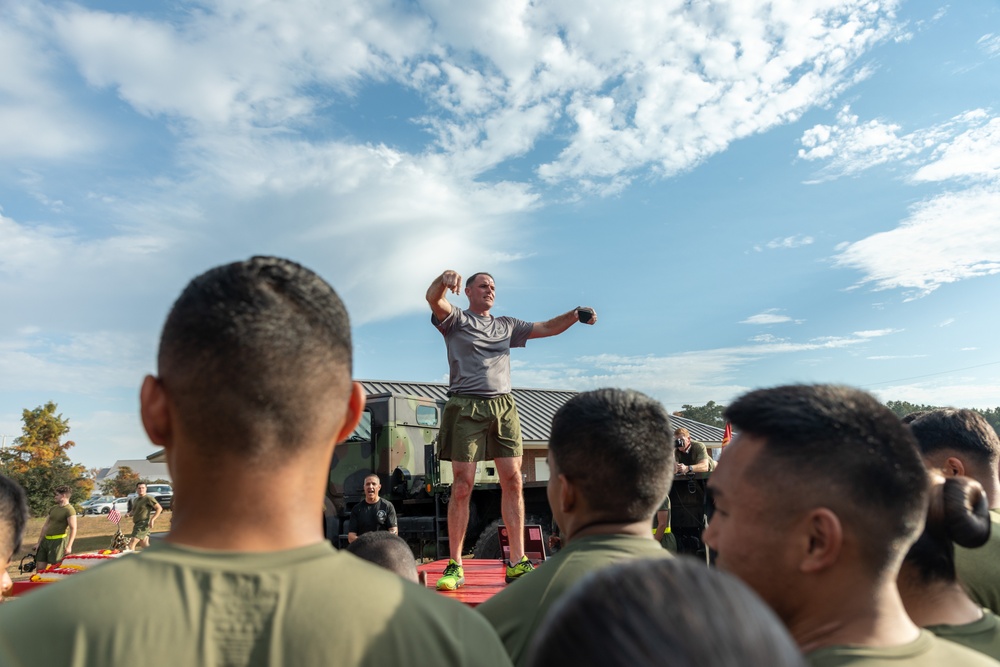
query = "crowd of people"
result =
(0, 257, 997, 667)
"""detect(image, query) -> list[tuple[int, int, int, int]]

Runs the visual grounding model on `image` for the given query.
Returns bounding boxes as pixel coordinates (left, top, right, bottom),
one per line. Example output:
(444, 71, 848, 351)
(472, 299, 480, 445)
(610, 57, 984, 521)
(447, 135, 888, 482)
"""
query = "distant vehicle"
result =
(83, 496, 114, 515)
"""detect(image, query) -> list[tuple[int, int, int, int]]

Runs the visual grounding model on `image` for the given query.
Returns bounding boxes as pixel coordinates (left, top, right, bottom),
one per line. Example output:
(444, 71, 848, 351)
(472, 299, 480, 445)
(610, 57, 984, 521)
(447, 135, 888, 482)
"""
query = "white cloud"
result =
(0, 10, 101, 159)
(867, 354, 926, 360)
(834, 186, 1000, 297)
(913, 115, 1000, 183)
(509, 328, 903, 408)
(979, 33, 1000, 58)
(939, 318, 955, 327)
(25, 0, 903, 191)
(741, 309, 794, 325)
(854, 329, 898, 338)
(762, 235, 815, 250)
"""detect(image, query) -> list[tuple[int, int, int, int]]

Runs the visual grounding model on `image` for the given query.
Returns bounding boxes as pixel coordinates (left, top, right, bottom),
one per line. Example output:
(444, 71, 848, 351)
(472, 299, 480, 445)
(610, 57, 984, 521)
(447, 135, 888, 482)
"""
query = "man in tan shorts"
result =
(426, 269, 597, 590)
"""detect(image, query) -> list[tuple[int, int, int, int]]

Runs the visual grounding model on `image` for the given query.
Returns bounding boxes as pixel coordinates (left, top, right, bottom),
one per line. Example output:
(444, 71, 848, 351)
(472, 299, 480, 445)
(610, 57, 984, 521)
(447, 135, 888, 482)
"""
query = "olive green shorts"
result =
(439, 394, 522, 462)
(36, 536, 67, 564)
(130, 521, 151, 540)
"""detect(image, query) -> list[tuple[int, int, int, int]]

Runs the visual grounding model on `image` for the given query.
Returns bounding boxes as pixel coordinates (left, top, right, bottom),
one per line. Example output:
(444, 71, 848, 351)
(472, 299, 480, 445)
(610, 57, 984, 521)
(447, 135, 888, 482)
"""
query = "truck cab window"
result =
(347, 411, 372, 441)
(416, 405, 438, 427)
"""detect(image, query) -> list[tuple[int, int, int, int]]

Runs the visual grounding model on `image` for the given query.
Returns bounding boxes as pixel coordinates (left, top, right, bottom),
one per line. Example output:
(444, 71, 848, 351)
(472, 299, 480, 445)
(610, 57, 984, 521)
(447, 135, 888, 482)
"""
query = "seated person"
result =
(674, 427, 714, 474)
(525, 557, 806, 667)
(898, 473, 1000, 660)
(347, 532, 418, 583)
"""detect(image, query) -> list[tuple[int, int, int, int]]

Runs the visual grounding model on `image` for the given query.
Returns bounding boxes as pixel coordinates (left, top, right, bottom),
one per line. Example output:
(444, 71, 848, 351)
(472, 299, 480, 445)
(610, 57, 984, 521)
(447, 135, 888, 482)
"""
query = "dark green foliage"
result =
(676, 401, 726, 427)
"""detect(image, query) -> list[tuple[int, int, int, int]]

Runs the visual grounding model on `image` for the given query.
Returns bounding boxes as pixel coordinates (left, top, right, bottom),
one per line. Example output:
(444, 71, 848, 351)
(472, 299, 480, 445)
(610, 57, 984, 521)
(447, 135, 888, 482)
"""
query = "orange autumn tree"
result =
(0, 401, 92, 515)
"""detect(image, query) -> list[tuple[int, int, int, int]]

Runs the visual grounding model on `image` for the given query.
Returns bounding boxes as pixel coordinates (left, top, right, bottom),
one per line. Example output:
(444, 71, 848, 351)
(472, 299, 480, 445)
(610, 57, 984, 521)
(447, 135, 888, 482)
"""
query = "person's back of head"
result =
(723, 384, 928, 578)
(525, 557, 806, 667)
(548, 388, 674, 523)
(156, 256, 354, 466)
(903, 474, 990, 586)
(346, 532, 418, 582)
(908, 409, 1000, 483)
(0, 475, 29, 592)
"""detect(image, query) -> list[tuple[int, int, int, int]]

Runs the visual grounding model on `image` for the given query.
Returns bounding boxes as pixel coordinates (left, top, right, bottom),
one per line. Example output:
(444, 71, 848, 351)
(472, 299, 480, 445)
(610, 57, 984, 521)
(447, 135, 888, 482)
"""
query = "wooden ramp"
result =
(417, 558, 509, 607)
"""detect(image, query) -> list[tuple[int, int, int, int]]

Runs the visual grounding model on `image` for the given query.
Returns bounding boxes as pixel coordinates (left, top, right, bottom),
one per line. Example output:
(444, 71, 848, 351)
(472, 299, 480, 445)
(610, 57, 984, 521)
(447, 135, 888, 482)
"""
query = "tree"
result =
(0, 402, 91, 516)
(100, 466, 145, 498)
(675, 401, 726, 428)
(883, 400, 940, 420)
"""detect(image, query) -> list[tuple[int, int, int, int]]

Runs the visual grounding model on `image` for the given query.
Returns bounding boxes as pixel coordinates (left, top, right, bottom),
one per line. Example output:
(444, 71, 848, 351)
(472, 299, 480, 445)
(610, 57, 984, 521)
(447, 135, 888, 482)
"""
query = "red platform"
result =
(417, 558, 513, 607)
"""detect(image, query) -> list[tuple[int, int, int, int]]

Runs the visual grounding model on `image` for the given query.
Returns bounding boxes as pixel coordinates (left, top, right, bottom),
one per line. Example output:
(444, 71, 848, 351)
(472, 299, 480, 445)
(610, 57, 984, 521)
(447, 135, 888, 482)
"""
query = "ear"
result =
(557, 473, 577, 515)
(799, 508, 843, 574)
(333, 382, 367, 444)
(140, 375, 172, 448)
(943, 456, 966, 477)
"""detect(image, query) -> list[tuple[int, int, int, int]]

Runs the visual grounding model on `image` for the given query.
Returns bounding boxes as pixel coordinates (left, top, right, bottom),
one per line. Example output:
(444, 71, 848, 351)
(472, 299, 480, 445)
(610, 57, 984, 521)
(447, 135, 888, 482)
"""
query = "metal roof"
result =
(359, 380, 728, 444)
(359, 379, 575, 445)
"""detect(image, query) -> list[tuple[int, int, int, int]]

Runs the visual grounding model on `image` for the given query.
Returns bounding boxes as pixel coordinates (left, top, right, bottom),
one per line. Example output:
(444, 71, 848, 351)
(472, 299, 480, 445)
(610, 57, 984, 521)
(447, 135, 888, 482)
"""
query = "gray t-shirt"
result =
(433, 308, 533, 397)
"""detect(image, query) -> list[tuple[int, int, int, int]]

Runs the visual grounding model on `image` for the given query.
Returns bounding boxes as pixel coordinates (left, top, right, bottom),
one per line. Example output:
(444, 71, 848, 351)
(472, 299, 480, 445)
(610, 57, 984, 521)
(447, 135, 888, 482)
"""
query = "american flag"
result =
(108, 508, 122, 525)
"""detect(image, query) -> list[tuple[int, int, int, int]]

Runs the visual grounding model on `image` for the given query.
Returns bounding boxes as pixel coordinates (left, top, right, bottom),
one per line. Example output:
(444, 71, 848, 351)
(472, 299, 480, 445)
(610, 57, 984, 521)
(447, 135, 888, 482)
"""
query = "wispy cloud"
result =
(754, 235, 815, 252)
(979, 33, 1000, 58)
(834, 186, 1000, 298)
(741, 309, 797, 325)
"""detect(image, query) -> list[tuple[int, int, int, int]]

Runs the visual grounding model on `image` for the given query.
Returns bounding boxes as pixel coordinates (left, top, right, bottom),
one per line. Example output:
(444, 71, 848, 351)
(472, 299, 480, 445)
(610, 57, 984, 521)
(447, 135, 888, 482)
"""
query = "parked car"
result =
(84, 496, 117, 515)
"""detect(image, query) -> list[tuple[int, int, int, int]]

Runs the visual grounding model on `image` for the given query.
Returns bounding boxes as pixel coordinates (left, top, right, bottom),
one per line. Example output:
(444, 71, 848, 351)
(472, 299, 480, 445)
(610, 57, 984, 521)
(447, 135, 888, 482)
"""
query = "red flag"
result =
(108, 508, 122, 525)
(721, 422, 732, 447)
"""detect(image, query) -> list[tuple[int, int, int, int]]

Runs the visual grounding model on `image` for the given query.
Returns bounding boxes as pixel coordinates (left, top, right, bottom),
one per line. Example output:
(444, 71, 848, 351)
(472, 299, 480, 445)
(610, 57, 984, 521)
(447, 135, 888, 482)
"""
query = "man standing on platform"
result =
(426, 269, 596, 591)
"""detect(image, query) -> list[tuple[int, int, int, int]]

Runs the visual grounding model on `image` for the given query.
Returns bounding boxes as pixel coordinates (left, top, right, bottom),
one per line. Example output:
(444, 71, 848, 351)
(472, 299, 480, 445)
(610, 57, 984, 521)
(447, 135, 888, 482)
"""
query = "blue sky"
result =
(2, 0, 1000, 469)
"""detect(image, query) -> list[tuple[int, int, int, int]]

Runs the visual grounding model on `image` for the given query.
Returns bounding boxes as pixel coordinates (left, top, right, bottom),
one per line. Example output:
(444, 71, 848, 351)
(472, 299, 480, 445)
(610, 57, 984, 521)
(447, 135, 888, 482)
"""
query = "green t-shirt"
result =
(806, 629, 1000, 666)
(130, 495, 159, 524)
(927, 609, 1000, 661)
(956, 509, 1000, 613)
(477, 533, 670, 667)
(45, 504, 75, 537)
(676, 440, 714, 469)
(0, 541, 512, 667)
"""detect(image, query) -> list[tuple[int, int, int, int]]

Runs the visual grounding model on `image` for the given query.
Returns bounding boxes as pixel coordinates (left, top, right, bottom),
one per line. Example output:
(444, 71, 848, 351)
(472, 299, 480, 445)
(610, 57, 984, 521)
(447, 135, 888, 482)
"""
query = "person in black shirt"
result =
(348, 474, 397, 542)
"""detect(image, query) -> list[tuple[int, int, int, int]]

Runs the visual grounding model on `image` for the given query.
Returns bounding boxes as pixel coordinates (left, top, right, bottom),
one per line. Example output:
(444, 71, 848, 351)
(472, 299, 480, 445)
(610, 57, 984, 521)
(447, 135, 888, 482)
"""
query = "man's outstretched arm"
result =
(529, 307, 597, 339)
(426, 270, 461, 321)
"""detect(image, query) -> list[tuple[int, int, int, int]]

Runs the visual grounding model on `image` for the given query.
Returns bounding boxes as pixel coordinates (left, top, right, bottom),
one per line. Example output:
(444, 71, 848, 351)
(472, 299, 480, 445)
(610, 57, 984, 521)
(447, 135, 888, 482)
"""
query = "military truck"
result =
(326, 380, 724, 560)
(326, 380, 574, 558)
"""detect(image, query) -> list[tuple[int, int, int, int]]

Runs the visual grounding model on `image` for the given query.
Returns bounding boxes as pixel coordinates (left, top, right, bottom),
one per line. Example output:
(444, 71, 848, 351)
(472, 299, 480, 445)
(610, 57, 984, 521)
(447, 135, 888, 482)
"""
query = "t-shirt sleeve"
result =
(508, 318, 534, 348)
(386, 501, 398, 528)
(347, 505, 359, 533)
(432, 307, 459, 335)
(692, 442, 709, 463)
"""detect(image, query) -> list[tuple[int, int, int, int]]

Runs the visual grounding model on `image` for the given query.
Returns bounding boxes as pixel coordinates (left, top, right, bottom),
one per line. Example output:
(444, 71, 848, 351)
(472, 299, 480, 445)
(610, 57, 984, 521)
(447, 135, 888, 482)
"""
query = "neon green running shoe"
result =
(436, 559, 465, 591)
(505, 555, 535, 584)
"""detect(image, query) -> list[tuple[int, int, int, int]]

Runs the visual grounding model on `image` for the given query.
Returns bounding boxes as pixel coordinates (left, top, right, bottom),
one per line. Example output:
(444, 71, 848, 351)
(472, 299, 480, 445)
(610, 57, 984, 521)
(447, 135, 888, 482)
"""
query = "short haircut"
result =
(724, 384, 928, 574)
(347, 532, 418, 582)
(549, 388, 674, 522)
(908, 409, 1000, 471)
(363, 474, 380, 484)
(674, 427, 689, 438)
(904, 475, 991, 584)
(158, 257, 353, 463)
(465, 272, 494, 287)
(526, 557, 806, 667)
(0, 475, 29, 558)
(135, 482, 146, 489)
(54, 485, 71, 496)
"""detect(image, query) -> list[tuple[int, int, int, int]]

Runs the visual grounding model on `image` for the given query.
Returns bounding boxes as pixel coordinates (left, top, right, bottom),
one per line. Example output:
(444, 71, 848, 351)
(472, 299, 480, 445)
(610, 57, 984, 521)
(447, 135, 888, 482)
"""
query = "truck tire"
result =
(471, 516, 552, 560)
